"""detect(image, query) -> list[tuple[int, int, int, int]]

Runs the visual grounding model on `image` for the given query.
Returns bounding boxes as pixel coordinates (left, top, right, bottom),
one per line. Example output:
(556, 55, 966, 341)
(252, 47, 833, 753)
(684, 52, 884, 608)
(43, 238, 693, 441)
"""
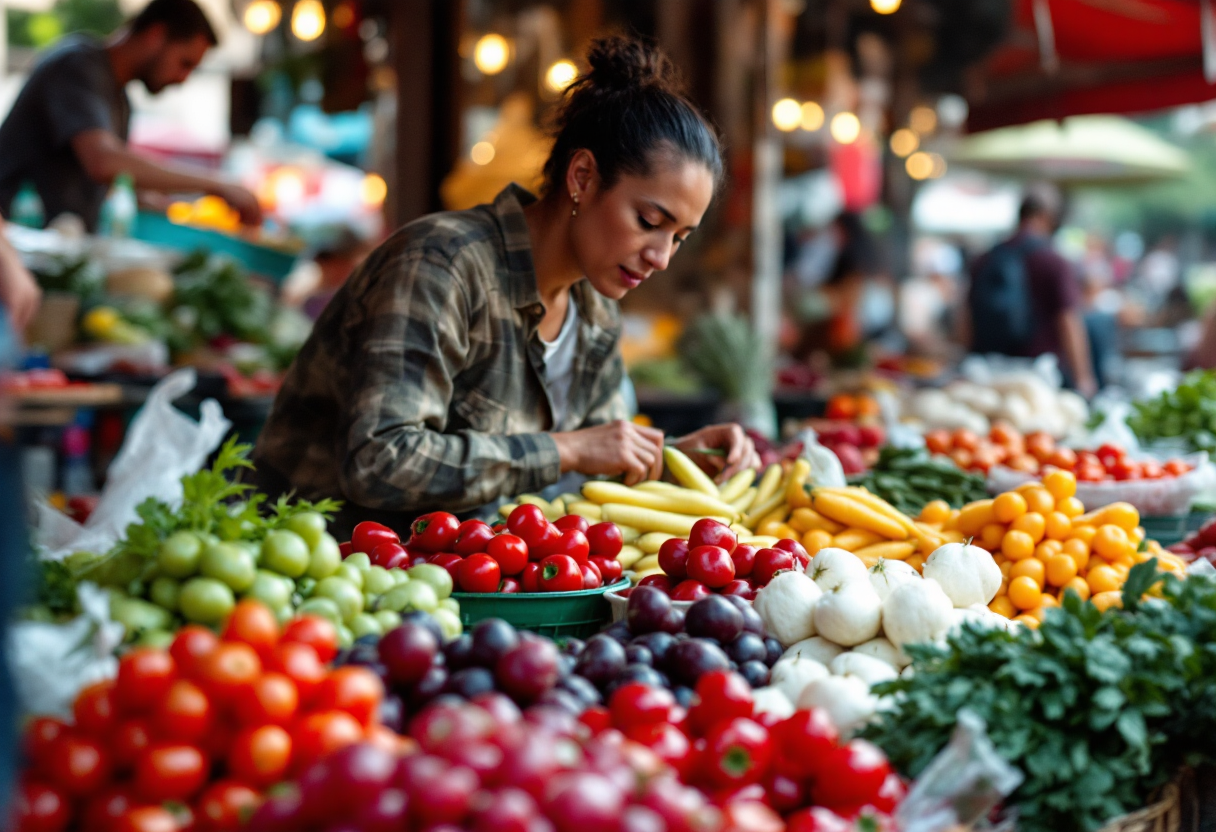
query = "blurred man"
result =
(0, 0, 261, 232)
(966, 190, 1098, 397)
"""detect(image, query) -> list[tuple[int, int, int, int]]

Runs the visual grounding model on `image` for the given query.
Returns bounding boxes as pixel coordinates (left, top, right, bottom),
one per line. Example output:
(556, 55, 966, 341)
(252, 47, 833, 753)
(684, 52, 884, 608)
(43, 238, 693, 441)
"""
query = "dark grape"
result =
(470, 618, 520, 668)
(573, 635, 627, 688)
(558, 653, 577, 677)
(406, 665, 448, 708)
(659, 607, 685, 634)
(624, 645, 654, 667)
(626, 586, 671, 635)
(561, 637, 586, 657)
(666, 638, 731, 687)
(534, 688, 585, 715)
(443, 634, 476, 671)
(738, 660, 770, 687)
(684, 596, 744, 643)
(378, 624, 438, 686)
(723, 595, 767, 636)
(401, 610, 446, 645)
(377, 694, 406, 734)
(443, 667, 496, 699)
(630, 631, 676, 666)
(558, 674, 602, 707)
(602, 621, 633, 644)
(672, 686, 696, 708)
(763, 637, 783, 667)
(727, 632, 768, 665)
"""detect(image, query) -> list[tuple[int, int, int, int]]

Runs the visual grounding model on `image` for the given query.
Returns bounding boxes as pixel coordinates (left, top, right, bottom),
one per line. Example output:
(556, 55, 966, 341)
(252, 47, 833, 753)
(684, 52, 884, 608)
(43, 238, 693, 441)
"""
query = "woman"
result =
(254, 37, 759, 536)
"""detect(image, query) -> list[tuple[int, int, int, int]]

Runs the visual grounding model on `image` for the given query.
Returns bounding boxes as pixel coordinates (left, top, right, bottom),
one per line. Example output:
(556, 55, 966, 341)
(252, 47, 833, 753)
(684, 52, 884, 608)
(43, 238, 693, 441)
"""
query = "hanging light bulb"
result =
(772, 98, 802, 132)
(291, 0, 326, 42)
(545, 60, 578, 92)
(243, 0, 281, 35)
(871, 0, 901, 13)
(474, 34, 510, 75)
(830, 112, 861, 144)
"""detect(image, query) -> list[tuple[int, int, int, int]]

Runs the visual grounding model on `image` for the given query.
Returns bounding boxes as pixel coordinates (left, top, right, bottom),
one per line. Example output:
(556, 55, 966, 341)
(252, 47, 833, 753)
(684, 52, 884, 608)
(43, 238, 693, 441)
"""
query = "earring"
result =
(570, 193, 579, 218)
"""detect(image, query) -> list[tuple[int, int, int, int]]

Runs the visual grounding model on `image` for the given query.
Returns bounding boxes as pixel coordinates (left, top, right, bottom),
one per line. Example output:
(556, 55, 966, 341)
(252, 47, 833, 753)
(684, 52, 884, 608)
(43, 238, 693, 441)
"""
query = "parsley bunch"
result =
(862, 562, 1216, 832)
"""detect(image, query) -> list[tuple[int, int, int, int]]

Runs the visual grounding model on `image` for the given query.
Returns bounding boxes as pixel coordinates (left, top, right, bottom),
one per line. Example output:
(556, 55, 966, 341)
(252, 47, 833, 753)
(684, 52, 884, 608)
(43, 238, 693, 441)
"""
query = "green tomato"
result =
(380, 581, 438, 614)
(149, 577, 181, 612)
(344, 552, 372, 571)
(297, 597, 343, 625)
(178, 578, 236, 626)
(373, 610, 402, 632)
(110, 593, 175, 634)
(274, 605, 296, 626)
(315, 577, 364, 623)
(158, 531, 203, 579)
(260, 530, 311, 578)
(406, 563, 453, 600)
(363, 566, 396, 595)
(245, 570, 293, 610)
(200, 543, 257, 593)
(285, 512, 328, 549)
(430, 608, 464, 640)
(349, 613, 383, 640)
(390, 568, 410, 585)
(197, 533, 221, 548)
(438, 598, 461, 615)
(307, 534, 342, 580)
(335, 563, 364, 591)
(336, 624, 355, 650)
(134, 629, 176, 650)
(296, 576, 317, 599)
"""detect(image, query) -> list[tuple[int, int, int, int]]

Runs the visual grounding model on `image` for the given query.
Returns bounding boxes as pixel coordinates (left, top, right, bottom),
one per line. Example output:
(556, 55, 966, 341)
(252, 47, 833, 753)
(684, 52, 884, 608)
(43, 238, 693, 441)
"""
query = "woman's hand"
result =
(553, 420, 665, 485)
(0, 231, 40, 332)
(671, 423, 760, 483)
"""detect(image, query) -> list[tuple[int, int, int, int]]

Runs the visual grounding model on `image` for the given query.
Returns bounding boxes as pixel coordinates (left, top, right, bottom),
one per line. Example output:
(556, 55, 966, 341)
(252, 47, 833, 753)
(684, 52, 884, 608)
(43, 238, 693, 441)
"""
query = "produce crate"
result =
(133, 211, 300, 282)
(452, 578, 629, 639)
(1141, 512, 1212, 548)
(1097, 782, 1179, 832)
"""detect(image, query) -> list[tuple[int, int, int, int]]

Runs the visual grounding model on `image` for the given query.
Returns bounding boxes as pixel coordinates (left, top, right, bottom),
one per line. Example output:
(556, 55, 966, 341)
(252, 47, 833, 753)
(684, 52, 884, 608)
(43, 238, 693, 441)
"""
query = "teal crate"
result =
(133, 211, 299, 282)
(453, 578, 629, 639)
(1142, 511, 1211, 547)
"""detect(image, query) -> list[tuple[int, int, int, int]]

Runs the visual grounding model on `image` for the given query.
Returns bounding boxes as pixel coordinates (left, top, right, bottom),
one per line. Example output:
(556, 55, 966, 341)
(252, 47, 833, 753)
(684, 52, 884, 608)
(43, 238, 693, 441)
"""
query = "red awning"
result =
(967, 0, 1214, 131)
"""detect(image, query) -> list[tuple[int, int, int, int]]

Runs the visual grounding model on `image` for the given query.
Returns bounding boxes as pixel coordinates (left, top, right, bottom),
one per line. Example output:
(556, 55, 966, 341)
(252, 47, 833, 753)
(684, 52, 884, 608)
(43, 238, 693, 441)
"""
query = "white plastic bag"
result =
(1084, 400, 1141, 454)
(7, 583, 124, 718)
(33, 368, 229, 560)
(793, 428, 847, 488)
(877, 389, 924, 450)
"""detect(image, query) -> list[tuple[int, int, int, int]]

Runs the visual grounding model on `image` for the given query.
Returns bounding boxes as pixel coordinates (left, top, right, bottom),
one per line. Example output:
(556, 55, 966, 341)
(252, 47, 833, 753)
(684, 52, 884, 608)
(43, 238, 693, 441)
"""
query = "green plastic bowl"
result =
(452, 578, 630, 639)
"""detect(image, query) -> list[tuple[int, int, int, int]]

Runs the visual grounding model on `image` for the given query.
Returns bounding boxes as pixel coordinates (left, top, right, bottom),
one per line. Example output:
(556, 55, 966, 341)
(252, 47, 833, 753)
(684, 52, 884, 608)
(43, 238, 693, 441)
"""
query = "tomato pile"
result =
(635, 519, 810, 602)
(13, 603, 394, 832)
(348, 507, 626, 594)
(926, 425, 1193, 481)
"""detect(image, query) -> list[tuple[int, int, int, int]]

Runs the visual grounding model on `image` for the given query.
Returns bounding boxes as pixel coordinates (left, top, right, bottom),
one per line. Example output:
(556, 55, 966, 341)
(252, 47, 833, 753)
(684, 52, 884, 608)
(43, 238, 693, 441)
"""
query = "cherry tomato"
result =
(669, 579, 711, 602)
(291, 710, 364, 770)
(222, 600, 280, 658)
(500, 577, 521, 593)
(625, 721, 694, 778)
(590, 555, 623, 585)
(586, 522, 624, 558)
(786, 807, 853, 832)
(1165, 459, 1191, 476)
(1096, 443, 1125, 469)
(555, 514, 590, 534)
(111, 719, 155, 771)
(46, 734, 110, 796)
(701, 717, 773, 788)
(720, 579, 756, 600)
(115, 649, 176, 715)
(235, 672, 298, 726)
(269, 642, 327, 704)
(370, 541, 408, 568)
(154, 679, 214, 742)
(658, 539, 690, 579)
(507, 504, 554, 551)
(551, 529, 590, 564)
(169, 626, 220, 681)
(773, 538, 810, 568)
(486, 534, 529, 576)
(428, 552, 465, 584)
(74, 679, 118, 736)
(581, 560, 603, 589)
(690, 518, 738, 551)
(23, 717, 70, 775)
(1076, 462, 1106, 482)
(538, 554, 583, 592)
(339, 541, 354, 558)
(410, 512, 461, 553)
(637, 574, 674, 593)
(610, 682, 677, 730)
(81, 785, 138, 832)
(689, 671, 754, 735)
(314, 666, 383, 726)
(773, 707, 839, 779)
(12, 779, 70, 832)
(281, 615, 339, 663)
(352, 521, 399, 555)
(872, 772, 908, 813)
(134, 744, 207, 802)
(1112, 459, 1142, 481)
(454, 519, 496, 555)
(579, 706, 612, 735)
(809, 739, 891, 807)
(1140, 460, 1165, 480)
(752, 548, 795, 586)
(115, 806, 180, 832)
(457, 553, 502, 593)
(228, 724, 292, 787)
(198, 643, 262, 706)
(730, 544, 757, 578)
(687, 545, 735, 588)
(196, 780, 263, 830)
(520, 562, 542, 592)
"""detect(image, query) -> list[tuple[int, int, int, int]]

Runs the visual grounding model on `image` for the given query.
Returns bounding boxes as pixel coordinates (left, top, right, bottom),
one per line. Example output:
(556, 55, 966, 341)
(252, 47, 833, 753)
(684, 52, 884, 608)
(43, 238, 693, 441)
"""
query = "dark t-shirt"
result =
(969, 231, 1081, 357)
(0, 36, 130, 231)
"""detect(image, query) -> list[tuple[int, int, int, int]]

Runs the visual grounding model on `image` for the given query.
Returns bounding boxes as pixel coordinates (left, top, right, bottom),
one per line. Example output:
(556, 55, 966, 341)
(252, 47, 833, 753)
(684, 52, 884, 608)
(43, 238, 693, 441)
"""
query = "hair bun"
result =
(583, 36, 681, 95)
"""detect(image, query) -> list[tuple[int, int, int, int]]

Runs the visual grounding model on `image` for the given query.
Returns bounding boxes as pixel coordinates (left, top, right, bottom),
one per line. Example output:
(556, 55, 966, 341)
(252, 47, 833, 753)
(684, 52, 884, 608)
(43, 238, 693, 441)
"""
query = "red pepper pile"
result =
(341, 507, 626, 594)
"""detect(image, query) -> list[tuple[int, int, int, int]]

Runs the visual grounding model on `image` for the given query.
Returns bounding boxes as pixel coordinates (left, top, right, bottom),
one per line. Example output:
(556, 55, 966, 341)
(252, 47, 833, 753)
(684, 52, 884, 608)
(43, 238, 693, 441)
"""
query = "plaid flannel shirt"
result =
(253, 184, 628, 535)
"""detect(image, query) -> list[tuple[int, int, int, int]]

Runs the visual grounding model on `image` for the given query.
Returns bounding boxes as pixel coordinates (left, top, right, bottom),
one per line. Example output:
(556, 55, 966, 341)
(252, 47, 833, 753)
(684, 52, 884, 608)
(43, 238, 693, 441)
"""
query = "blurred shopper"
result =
(965, 190, 1098, 397)
(0, 0, 261, 232)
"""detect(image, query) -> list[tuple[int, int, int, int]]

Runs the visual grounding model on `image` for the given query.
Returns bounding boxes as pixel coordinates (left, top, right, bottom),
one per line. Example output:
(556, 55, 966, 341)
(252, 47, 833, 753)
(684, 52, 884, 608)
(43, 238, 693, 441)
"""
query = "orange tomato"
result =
(1011, 512, 1046, 543)
(993, 492, 1028, 523)
(825, 394, 858, 420)
(1008, 576, 1042, 610)
(1046, 448, 1077, 471)
(1062, 576, 1090, 601)
(989, 421, 1021, 447)
(925, 429, 952, 455)
(1001, 530, 1036, 561)
(1034, 541, 1061, 561)
(1045, 553, 1079, 586)
(1007, 454, 1040, 474)
(1042, 469, 1077, 500)
(980, 523, 1008, 551)
(952, 429, 981, 452)
(1010, 558, 1046, 587)
(950, 448, 975, 470)
(1092, 525, 1130, 560)
(989, 596, 1017, 618)
(918, 500, 951, 524)
(1044, 511, 1072, 541)
(971, 445, 1001, 473)
(1025, 432, 1056, 462)
(1062, 538, 1091, 571)
(856, 395, 880, 417)
(1087, 564, 1121, 594)
(1023, 488, 1055, 515)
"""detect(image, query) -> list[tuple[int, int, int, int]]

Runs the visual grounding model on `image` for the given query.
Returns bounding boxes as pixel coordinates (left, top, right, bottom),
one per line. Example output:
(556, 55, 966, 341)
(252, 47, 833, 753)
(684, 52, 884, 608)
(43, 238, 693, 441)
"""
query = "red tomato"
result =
(234, 673, 298, 727)
(773, 538, 810, 568)
(115, 806, 180, 832)
(46, 734, 110, 796)
(637, 574, 674, 593)
(81, 785, 138, 832)
(586, 522, 624, 558)
(352, 521, 399, 555)
(197, 643, 262, 705)
(222, 600, 280, 658)
(924, 429, 952, 455)
(538, 554, 583, 592)
(581, 560, 603, 589)
(281, 615, 338, 663)
(12, 779, 71, 832)
(195, 780, 263, 830)
(551, 529, 590, 564)
(625, 721, 694, 778)
(872, 772, 908, 813)
(1076, 462, 1106, 482)
(1096, 443, 1125, 468)
(1141, 460, 1165, 480)
(701, 718, 773, 788)
(1048, 448, 1078, 471)
(657, 538, 691, 579)
(579, 705, 612, 735)
(339, 541, 354, 558)
(74, 679, 118, 736)
(115, 649, 176, 715)
(669, 579, 711, 602)
(170, 626, 220, 681)
(23, 717, 70, 775)
(1165, 459, 1191, 476)
(554, 514, 590, 534)
(486, 534, 529, 576)
(291, 710, 363, 770)
(428, 552, 464, 585)
(520, 562, 542, 592)
(457, 553, 502, 593)
(689, 519, 738, 552)
(590, 555, 623, 585)
(410, 512, 461, 553)
(720, 579, 756, 600)
(268, 642, 327, 705)
(809, 739, 891, 807)
(610, 682, 677, 730)
(314, 666, 383, 726)
(772, 707, 839, 779)
(507, 505, 555, 551)
(500, 577, 521, 593)
(1112, 459, 1142, 481)
(134, 744, 208, 802)
(752, 548, 795, 586)
(227, 724, 292, 787)
(454, 519, 496, 555)
(370, 541, 408, 568)
(730, 544, 757, 578)
(687, 545, 735, 588)
(111, 719, 155, 771)
(688, 671, 754, 735)
(785, 807, 853, 832)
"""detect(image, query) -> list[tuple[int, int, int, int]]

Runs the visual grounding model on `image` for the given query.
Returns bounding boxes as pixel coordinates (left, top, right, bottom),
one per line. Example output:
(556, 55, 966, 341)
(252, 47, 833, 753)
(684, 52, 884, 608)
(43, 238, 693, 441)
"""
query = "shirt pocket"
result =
(451, 387, 510, 434)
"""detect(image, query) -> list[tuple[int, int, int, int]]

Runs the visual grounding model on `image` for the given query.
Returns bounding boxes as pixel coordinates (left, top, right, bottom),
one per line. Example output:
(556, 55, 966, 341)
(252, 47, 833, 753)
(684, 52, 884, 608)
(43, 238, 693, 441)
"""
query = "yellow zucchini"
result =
(853, 541, 917, 562)
(601, 504, 728, 537)
(718, 468, 757, 503)
(730, 487, 758, 513)
(637, 532, 678, 554)
(662, 446, 720, 497)
(566, 501, 603, 521)
(753, 463, 784, 505)
(616, 545, 645, 569)
(581, 480, 739, 519)
(498, 503, 519, 519)
(789, 507, 844, 535)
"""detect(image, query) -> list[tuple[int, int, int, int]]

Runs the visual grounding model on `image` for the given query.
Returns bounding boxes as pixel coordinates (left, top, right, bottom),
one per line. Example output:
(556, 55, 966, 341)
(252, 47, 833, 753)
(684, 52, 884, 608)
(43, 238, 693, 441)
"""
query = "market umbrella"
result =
(950, 114, 1190, 184)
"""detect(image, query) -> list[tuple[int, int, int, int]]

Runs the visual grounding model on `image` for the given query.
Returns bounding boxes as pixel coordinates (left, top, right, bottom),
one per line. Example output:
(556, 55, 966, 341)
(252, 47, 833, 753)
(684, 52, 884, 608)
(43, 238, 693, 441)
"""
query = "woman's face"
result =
(568, 150, 715, 300)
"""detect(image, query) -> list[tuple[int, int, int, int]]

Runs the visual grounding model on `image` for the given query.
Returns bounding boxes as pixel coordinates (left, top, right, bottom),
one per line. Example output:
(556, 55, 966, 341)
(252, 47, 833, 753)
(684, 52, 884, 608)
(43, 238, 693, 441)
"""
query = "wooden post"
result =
(751, 0, 783, 370)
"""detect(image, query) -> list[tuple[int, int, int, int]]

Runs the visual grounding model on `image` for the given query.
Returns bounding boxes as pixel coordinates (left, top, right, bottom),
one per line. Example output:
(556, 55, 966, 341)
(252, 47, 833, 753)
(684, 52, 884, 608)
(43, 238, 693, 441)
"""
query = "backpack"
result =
(969, 237, 1043, 355)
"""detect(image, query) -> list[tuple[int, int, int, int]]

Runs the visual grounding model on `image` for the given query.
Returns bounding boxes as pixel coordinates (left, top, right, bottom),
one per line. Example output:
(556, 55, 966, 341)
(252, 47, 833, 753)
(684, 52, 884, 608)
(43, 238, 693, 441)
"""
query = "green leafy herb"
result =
(1126, 369, 1216, 455)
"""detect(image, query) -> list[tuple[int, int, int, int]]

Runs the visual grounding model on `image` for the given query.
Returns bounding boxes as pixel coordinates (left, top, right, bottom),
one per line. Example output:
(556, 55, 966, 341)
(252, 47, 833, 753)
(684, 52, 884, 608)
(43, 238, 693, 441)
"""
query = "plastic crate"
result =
(1141, 512, 1212, 548)
(452, 578, 630, 639)
(133, 211, 300, 282)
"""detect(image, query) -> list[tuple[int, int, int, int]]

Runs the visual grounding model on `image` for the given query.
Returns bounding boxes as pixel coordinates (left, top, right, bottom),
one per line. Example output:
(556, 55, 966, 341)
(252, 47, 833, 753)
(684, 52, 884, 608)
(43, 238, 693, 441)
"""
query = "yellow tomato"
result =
(1024, 487, 1056, 515)
(1091, 591, 1124, 612)
(1087, 564, 1122, 594)
(1011, 558, 1046, 588)
(1001, 529, 1036, 561)
(1014, 614, 1040, 629)
(1062, 576, 1090, 601)
(1056, 496, 1086, 518)
(989, 596, 1016, 618)
(1045, 553, 1079, 586)
(1044, 511, 1072, 541)
(1008, 575, 1042, 610)
(1062, 538, 1091, 571)
(980, 523, 1007, 551)
(1042, 469, 1077, 500)
(1011, 512, 1046, 543)
(1092, 525, 1131, 560)
(919, 500, 951, 524)
(1069, 525, 1097, 545)
(994, 492, 1028, 523)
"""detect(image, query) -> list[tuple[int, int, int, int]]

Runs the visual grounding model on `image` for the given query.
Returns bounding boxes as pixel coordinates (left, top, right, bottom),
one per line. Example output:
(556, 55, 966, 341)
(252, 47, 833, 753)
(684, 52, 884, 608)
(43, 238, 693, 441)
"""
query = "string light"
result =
(772, 98, 802, 132)
(291, 0, 325, 41)
(545, 60, 578, 92)
(800, 101, 825, 131)
(889, 128, 919, 157)
(473, 34, 509, 75)
(470, 141, 496, 165)
(243, 0, 281, 35)
(830, 112, 862, 144)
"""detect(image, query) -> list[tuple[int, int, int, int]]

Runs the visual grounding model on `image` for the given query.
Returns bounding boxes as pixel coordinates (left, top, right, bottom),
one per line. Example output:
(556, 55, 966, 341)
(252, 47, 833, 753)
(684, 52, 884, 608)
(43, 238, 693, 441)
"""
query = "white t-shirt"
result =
(540, 298, 579, 428)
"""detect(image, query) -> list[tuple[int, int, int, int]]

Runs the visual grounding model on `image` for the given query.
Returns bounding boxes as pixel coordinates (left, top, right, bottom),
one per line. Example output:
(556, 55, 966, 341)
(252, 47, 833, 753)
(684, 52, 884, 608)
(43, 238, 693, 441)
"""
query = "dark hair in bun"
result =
(542, 36, 723, 196)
